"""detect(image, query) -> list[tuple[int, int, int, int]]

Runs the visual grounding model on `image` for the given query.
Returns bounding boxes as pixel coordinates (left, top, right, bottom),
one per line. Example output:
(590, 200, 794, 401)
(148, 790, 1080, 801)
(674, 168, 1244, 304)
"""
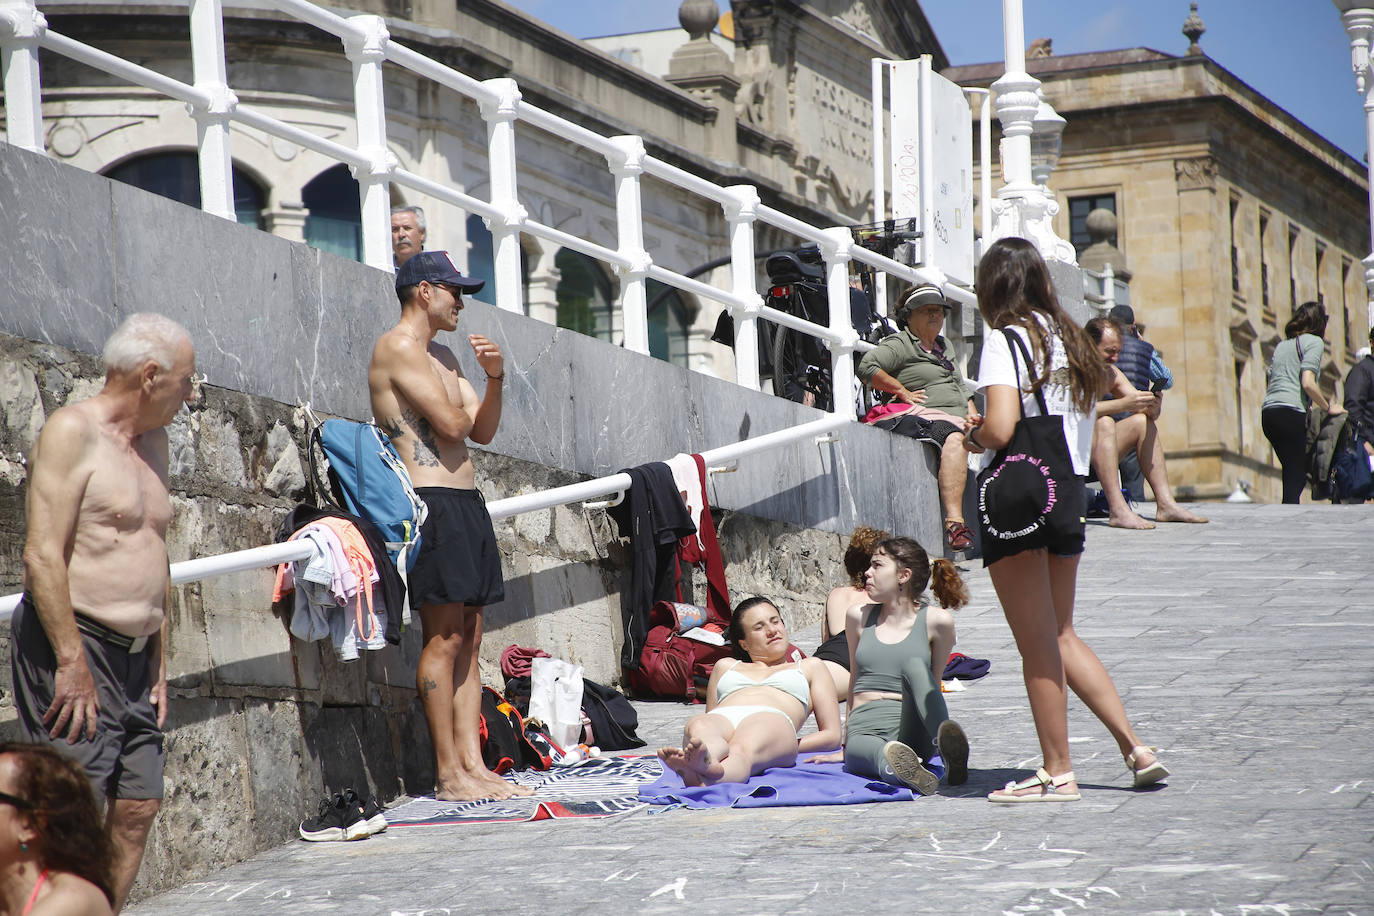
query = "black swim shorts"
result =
(811, 631, 851, 668)
(409, 487, 506, 610)
(10, 595, 165, 800)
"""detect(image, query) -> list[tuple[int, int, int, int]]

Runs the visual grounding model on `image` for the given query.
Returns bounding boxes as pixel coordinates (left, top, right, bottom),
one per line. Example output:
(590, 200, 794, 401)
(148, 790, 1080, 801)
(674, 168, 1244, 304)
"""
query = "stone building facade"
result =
(948, 46, 1371, 502)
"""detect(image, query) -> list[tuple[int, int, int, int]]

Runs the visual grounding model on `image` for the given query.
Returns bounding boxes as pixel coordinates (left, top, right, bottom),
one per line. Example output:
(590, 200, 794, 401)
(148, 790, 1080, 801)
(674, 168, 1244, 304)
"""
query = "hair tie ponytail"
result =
(930, 558, 970, 609)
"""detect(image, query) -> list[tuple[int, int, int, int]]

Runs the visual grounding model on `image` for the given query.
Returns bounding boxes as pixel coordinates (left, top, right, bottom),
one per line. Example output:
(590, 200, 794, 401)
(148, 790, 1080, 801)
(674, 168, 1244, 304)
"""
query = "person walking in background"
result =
(1261, 302, 1344, 504)
(964, 238, 1167, 803)
(1342, 326, 1374, 461)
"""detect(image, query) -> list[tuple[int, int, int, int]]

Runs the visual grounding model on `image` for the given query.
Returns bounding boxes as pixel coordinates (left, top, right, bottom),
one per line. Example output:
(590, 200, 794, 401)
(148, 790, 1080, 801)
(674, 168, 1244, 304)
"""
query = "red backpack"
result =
(624, 602, 732, 702)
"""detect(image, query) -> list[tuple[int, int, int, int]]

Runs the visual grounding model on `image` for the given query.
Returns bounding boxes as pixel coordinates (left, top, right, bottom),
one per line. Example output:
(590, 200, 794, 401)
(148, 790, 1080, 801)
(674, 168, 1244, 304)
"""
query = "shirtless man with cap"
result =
(369, 250, 532, 802)
(15, 313, 196, 911)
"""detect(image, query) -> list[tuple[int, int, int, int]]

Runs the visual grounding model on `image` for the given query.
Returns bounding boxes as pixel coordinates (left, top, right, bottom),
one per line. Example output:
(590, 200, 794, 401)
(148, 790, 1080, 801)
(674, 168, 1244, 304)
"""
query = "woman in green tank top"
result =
(808, 537, 970, 795)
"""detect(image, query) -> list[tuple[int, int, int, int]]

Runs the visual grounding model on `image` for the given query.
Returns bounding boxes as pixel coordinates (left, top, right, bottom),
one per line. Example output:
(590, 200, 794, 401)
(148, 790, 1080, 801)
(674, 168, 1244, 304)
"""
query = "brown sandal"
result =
(944, 519, 973, 551)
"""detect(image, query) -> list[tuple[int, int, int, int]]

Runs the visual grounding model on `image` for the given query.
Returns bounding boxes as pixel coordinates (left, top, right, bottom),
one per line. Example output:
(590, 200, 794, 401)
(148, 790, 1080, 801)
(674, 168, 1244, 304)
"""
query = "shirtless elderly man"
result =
(369, 250, 532, 802)
(1085, 316, 1207, 527)
(15, 313, 196, 912)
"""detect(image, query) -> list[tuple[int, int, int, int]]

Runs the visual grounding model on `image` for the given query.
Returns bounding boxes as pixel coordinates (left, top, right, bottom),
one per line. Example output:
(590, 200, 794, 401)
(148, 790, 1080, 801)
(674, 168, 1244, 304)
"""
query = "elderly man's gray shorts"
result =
(10, 595, 164, 800)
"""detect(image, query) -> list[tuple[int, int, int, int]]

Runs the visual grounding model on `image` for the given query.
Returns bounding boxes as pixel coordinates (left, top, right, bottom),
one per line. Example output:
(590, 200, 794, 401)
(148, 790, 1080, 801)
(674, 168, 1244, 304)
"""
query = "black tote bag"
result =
(975, 329, 1085, 560)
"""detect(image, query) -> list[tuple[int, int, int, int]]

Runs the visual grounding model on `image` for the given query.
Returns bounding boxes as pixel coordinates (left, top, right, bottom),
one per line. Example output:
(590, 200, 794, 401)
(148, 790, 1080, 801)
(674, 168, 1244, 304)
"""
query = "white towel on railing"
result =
(665, 453, 704, 551)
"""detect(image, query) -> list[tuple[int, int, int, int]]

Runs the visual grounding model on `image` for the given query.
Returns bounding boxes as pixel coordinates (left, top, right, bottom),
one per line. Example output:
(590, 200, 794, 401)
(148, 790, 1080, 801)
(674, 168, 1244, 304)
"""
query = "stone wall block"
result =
(0, 145, 119, 356)
(146, 697, 254, 899)
(0, 362, 44, 451)
(243, 699, 313, 847)
(395, 696, 436, 796)
(300, 703, 404, 802)
(262, 421, 306, 497)
(165, 411, 199, 480)
(316, 640, 370, 706)
(201, 569, 298, 689)
(513, 506, 552, 547)
(196, 413, 251, 489)
(567, 328, 693, 473)
(109, 182, 303, 408)
(527, 553, 622, 682)
(363, 628, 424, 691)
(458, 306, 577, 473)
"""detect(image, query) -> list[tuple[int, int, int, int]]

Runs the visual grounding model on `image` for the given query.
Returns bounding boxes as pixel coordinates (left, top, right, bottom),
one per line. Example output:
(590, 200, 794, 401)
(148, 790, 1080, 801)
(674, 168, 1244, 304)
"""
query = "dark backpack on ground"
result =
(581, 679, 645, 751)
(479, 686, 550, 773)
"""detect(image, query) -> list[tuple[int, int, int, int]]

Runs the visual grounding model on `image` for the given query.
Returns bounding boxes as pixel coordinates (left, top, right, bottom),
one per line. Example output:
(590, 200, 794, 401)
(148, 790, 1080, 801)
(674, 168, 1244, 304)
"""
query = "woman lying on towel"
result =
(809, 537, 970, 796)
(656, 598, 842, 785)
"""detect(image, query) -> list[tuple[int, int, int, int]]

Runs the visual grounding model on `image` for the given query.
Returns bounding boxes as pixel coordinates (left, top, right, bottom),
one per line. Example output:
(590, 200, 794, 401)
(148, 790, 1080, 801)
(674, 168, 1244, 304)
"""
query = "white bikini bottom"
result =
(706, 704, 797, 733)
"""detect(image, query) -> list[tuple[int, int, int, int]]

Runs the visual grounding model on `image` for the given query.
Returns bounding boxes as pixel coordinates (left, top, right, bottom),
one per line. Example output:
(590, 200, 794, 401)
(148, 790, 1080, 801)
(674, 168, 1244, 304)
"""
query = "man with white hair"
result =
(14, 313, 195, 911)
(391, 205, 427, 268)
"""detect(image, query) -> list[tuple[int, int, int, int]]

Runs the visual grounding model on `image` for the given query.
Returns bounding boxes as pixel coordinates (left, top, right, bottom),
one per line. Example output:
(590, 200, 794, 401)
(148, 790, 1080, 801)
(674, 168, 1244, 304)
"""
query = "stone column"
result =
(1172, 154, 1229, 498)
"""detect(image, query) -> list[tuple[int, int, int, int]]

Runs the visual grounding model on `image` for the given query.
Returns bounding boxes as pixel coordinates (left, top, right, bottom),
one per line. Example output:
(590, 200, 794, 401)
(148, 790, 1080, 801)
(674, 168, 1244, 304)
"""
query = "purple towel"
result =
(638, 761, 915, 808)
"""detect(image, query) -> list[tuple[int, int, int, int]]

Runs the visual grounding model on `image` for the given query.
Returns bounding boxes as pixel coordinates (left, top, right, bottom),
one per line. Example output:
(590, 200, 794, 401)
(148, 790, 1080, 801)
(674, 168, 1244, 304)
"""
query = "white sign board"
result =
(887, 57, 976, 287)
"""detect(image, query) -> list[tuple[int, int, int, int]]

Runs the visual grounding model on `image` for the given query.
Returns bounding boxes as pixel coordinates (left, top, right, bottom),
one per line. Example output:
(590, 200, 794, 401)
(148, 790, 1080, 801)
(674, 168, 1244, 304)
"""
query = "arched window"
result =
(302, 164, 361, 261)
(465, 215, 530, 312)
(647, 279, 691, 368)
(555, 248, 614, 342)
(105, 152, 266, 228)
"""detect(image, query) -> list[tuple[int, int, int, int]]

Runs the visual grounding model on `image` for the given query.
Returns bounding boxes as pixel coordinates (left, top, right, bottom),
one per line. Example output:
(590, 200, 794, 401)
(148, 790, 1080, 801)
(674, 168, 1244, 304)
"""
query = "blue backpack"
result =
(309, 418, 428, 577)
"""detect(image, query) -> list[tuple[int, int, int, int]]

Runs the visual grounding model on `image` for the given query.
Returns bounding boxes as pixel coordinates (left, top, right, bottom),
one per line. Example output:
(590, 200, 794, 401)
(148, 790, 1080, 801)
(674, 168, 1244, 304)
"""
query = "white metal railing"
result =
(0, 413, 853, 619)
(1083, 262, 1123, 313)
(0, 0, 973, 418)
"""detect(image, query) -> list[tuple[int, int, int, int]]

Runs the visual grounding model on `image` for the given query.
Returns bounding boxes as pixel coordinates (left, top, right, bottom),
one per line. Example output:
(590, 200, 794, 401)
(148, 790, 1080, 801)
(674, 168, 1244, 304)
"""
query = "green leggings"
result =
(843, 658, 948, 780)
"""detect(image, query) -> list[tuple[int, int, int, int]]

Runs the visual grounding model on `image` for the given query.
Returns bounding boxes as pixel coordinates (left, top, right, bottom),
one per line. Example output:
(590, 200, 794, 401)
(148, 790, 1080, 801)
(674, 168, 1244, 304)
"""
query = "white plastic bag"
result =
(528, 656, 585, 749)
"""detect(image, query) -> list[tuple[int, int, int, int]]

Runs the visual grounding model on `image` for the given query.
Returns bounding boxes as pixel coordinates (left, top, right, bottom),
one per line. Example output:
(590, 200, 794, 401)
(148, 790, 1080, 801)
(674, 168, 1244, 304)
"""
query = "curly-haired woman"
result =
(0, 742, 115, 915)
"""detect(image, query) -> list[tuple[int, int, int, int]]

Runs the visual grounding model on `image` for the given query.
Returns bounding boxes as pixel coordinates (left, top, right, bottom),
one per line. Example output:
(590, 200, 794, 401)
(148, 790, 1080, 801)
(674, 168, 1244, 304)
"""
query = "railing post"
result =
(480, 78, 527, 313)
(0, 0, 48, 154)
(344, 15, 396, 272)
(188, 0, 237, 220)
(723, 185, 762, 390)
(819, 226, 859, 419)
(1103, 262, 1116, 311)
(607, 135, 650, 354)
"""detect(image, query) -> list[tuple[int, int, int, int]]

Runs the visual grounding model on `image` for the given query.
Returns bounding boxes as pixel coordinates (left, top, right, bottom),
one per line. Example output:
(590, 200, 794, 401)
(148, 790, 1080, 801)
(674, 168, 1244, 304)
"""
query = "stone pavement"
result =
(127, 503, 1373, 916)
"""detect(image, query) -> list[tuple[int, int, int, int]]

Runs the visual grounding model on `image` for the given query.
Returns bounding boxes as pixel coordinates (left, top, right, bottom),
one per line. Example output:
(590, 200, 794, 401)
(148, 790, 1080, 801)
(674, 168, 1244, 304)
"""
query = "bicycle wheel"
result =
(772, 326, 833, 410)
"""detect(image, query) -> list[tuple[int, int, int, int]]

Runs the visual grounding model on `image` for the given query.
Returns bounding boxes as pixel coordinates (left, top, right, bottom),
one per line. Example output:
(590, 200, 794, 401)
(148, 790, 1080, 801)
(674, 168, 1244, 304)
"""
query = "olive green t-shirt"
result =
(857, 330, 972, 416)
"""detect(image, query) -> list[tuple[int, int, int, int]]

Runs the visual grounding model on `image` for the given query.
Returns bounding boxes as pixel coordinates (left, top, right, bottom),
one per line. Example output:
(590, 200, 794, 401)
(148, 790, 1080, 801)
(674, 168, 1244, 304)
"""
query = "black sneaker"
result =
(937, 720, 969, 786)
(299, 793, 368, 842)
(343, 787, 388, 836)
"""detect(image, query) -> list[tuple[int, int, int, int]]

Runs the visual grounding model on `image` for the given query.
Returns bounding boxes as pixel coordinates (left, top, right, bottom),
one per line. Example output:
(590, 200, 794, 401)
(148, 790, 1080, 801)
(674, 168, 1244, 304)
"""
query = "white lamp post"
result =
(1029, 91, 1066, 189)
(988, 0, 1076, 263)
(1334, 0, 1374, 334)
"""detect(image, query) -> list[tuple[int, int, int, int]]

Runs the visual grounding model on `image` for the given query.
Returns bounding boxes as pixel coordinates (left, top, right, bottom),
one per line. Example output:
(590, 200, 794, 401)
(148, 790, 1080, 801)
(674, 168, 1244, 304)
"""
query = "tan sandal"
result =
(1125, 746, 1169, 788)
(988, 767, 1080, 803)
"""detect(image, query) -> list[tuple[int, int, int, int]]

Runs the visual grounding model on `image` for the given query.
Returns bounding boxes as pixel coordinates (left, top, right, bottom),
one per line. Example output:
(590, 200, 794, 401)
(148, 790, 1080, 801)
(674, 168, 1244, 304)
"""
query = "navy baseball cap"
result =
(395, 250, 485, 294)
(1108, 304, 1136, 326)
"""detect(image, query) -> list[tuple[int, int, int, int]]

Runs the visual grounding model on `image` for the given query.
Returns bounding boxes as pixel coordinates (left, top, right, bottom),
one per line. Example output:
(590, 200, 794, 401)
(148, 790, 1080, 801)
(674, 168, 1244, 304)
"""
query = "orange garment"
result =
(273, 518, 380, 641)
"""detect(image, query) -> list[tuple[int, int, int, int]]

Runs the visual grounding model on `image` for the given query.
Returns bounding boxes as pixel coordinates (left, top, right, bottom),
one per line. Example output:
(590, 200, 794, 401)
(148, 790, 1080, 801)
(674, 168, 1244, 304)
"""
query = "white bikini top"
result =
(715, 659, 811, 715)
